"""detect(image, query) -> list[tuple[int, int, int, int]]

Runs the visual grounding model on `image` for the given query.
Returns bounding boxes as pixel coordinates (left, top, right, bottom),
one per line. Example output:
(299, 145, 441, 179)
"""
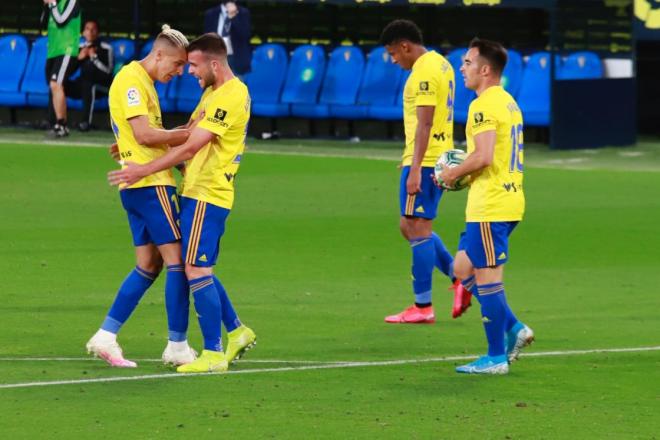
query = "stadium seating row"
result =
(0, 34, 604, 127)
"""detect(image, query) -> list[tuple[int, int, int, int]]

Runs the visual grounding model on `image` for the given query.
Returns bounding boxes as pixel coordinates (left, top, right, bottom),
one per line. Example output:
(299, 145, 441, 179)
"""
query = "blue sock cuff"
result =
(409, 236, 433, 247)
(477, 282, 504, 296)
(167, 264, 185, 272)
(462, 275, 476, 292)
(168, 331, 187, 342)
(190, 276, 214, 293)
(135, 266, 158, 281)
(101, 316, 122, 334)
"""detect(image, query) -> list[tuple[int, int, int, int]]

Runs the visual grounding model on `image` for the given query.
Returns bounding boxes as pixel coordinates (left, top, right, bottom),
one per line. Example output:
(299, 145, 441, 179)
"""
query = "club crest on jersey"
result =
(127, 87, 140, 106)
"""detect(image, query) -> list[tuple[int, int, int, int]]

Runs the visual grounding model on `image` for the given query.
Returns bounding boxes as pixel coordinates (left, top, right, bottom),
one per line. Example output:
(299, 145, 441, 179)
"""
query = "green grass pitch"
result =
(0, 130, 659, 438)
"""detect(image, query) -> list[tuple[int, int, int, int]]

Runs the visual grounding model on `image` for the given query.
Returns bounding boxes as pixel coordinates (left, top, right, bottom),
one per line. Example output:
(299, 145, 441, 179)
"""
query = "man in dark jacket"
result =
(203, 1, 252, 78)
(65, 20, 114, 131)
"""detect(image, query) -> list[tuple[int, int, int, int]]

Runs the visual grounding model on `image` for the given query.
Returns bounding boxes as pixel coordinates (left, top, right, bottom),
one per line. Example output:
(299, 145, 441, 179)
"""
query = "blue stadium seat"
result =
(21, 36, 49, 107)
(111, 38, 136, 74)
(282, 45, 326, 115)
(294, 46, 365, 119)
(174, 67, 204, 114)
(518, 51, 551, 126)
(247, 43, 289, 117)
(446, 48, 475, 124)
(502, 49, 523, 98)
(137, 39, 175, 112)
(0, 34, 29, 106)
(333, 46, 403, 120)
(367, 68, 408, 121)
(557, 51, 603, 80)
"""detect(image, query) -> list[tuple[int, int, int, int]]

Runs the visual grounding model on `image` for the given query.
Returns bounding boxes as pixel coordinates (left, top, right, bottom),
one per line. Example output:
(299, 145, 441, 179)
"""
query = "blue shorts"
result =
(180, 196, 231, 267)
(120, 186, 181, 247)
(399, 166, 443, 219)
(458, 221, 518, 269)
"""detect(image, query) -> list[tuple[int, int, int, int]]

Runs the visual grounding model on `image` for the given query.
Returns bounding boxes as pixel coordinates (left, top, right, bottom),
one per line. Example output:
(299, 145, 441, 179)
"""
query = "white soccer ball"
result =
(434, 149, 471, 191)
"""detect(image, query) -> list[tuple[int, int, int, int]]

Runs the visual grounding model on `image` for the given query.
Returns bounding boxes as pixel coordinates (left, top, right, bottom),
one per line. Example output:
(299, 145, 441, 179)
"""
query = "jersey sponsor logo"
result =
(433, 132, 446, 142)
(474, 112, 484, 123)
(207, 108, 229, 127)
(127, 87, 140, 107)
(503, 182, 522, 192)
(419, 81, 429, 91)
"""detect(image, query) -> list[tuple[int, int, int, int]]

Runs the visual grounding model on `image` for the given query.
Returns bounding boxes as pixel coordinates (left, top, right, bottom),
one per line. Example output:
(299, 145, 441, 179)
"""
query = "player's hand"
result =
(108, 161, 146, 187)
(88, 46, 97, 57)
(430, 170, 442, 189)
(406, 167, 422, 195)
(438, 165, 457, 189)
(109, 143, 120, 162)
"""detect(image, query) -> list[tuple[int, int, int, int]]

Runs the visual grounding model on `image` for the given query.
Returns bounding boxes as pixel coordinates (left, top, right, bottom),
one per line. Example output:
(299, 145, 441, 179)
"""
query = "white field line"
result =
(0, 345, 658, 390)
(0, 357, 345, 364)
(0, 137, 399, 161)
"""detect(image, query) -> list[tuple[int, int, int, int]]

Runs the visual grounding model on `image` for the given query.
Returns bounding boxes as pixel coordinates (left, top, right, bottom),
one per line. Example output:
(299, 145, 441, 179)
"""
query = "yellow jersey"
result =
(109, 61, 175, 189)
(465, 85, 525, 222)
(402, 50, 455, 167)
(182, 78, 250, 210)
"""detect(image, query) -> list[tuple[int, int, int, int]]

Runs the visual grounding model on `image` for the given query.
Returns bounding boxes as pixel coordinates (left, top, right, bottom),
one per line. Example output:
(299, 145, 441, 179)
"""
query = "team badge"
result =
(127, 87, 140, 107)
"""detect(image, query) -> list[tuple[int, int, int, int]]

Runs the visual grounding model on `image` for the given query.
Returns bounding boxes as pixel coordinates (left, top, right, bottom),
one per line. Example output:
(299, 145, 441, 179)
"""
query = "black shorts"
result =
(45, 55, 79, 85)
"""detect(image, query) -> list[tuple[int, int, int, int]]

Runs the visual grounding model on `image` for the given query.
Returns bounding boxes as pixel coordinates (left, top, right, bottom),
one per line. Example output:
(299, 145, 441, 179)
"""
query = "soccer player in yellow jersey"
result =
(380, 20, 468, 324)
(109, 33, 255, 373)
(86, 25, 198, 368)
(439, 38, 534, 374)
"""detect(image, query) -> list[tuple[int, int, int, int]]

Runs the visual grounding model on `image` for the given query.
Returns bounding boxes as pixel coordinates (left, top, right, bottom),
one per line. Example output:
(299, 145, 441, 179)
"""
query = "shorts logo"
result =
(474, 112, 484, 123)
(419, 81, 429, 91)
(415, 205, 425, 214)
(199, 254, 208, 263)
(127, 87, 140, 107)
(498, 252, 507, 260)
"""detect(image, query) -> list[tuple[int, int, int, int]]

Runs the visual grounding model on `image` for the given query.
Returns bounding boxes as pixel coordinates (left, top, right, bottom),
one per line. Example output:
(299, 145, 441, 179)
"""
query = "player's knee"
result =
(453, 253, 473, 280)
(185, 264, 212, 281)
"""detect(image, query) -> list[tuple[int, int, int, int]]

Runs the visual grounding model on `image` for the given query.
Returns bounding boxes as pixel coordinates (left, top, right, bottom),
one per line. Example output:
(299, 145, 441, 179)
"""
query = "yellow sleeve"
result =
(197, 90, 243, 137)
(469, 101, 497, 136)
(117, 79, 149, 120)
(412, 67, 439, 107)
(190, 88, 211, 122)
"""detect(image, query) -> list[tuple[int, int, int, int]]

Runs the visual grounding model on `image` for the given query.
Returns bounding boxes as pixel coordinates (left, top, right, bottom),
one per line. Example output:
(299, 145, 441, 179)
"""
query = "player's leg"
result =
(452, 248, 475, 318)
(144, 186, 196, 366)
(86, 243, 162, 368)
(385, 166, 443, 324)
(177, 197, 227, 373)
(212, 275, 256, 363)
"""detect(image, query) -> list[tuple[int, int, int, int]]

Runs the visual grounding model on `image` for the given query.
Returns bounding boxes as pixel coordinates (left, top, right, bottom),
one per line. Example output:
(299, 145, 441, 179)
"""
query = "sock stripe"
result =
(410, 238, 431, 247)
(478, 283, 504, 296)
(190, 278, 214, 293)
(462, 275, 476, 292)
(167, 264, 185, 272)
(135, 266, 157, 281)
(156, 187, 182, 240)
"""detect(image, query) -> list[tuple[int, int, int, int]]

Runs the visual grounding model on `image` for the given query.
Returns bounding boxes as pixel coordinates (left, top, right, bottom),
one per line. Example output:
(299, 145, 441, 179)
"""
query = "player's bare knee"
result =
(185, 264, 212, 281)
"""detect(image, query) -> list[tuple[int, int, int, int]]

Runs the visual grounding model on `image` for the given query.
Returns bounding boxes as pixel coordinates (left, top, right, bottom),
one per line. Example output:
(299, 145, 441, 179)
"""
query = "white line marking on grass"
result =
(0, 357, 346, 364)
(1, 346, 658, 390)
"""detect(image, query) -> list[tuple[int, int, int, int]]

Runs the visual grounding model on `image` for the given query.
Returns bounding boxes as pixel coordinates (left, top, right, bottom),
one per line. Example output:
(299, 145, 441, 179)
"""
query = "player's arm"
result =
(440, 130, 496, 188)
(128, 116, 190, 147)
(108, 127, 215, 187)
(406, 105, 435, 194)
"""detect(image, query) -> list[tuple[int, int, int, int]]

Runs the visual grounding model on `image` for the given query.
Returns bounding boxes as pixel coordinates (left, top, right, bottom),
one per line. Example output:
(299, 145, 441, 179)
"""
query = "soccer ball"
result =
(434, 149, 471, 191)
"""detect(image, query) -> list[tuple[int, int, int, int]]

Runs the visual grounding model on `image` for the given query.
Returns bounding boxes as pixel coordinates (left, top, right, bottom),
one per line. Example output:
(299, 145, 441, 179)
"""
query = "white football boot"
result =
(162, 340, 198, 366)
(86, 329, 137, 368)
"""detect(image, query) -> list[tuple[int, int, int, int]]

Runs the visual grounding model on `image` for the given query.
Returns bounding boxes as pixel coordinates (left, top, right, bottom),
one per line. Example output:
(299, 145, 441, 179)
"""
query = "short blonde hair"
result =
(156, 24, 189, 49)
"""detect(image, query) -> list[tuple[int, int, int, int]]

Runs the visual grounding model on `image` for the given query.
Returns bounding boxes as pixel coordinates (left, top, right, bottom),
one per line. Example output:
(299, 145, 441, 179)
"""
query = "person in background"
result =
(42, 0, 81, 138)
(65, 20, 114, 132)
(203, 1, 252, 79)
